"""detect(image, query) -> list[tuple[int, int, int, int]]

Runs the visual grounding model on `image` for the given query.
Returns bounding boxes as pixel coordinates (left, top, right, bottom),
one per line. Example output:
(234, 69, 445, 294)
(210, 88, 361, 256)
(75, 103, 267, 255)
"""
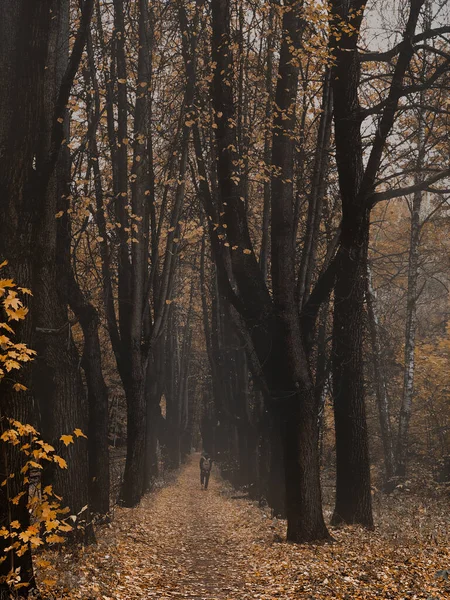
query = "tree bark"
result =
(0, 0, 53, 593)
(68, 272, 110, 518)
(331, 211, 373, 526)
(259, 6, 275, 282)
(329, 0, 373, 527)
(144, 350, 163, 491)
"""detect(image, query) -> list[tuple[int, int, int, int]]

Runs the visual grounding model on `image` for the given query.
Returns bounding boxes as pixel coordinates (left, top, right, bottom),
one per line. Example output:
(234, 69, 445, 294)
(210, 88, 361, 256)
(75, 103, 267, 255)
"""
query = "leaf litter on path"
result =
(36, 455, 450, 599)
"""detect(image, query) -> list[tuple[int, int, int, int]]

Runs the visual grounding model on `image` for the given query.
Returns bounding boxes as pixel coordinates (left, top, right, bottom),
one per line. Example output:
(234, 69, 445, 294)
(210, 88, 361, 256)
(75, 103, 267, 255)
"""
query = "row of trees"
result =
(0, 0, 449, 595)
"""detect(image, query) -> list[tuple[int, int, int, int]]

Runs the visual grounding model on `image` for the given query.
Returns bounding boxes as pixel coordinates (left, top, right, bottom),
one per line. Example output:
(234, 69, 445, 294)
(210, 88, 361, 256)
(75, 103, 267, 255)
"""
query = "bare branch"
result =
(361, 58, 450, 118)
(360, 0, 425, 195)
(39, 0, 95, 190)
(371, 168, 450, 204)
(359, 25, 450, 62)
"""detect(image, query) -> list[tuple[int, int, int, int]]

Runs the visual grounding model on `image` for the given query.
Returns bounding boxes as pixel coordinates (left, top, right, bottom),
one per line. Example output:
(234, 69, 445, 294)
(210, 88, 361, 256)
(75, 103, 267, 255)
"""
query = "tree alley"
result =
(0, 1, 450, 594)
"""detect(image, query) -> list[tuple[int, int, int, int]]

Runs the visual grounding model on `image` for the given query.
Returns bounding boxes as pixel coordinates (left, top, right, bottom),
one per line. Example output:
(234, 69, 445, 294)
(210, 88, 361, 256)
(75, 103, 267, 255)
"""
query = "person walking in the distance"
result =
(200, 452, 212, 490)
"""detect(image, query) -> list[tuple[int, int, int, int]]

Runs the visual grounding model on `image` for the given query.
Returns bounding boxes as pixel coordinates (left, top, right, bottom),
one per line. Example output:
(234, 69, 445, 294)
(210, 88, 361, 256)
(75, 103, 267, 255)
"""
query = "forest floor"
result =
(37, 454, 450, 599)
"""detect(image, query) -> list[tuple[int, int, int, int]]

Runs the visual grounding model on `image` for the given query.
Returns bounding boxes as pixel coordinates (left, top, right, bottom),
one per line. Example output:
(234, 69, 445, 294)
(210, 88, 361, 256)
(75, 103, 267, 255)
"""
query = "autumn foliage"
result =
(0, 0, 449, 597)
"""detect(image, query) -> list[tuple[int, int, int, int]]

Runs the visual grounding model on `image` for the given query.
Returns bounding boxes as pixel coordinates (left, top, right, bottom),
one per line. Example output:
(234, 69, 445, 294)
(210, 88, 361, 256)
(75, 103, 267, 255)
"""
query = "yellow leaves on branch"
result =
(13, 383, 27, 392)
(0, 429, 20, 445)
(37, 440, 55, 453)
(53, 455, 68, 469)
(0, 264, 85, 590)
(0, 262, 36, 385)
(18, 525, 41, 545)
(0, 419, 82, 581)
(3, 293, 22, 311)
(7, 306, 29, 322)
(0, 279, 15, 294)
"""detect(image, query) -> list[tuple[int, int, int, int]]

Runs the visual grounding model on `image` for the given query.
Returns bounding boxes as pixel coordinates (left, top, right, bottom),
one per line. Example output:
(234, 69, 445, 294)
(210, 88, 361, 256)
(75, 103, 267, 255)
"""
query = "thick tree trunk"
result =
(267, 414, 286, 517)
(120, 367, 146, 506)
(331, 215, 373, 527)
(0, 0, 75, 592)
(237, 369, 250, 489)
(269, 0, 329, 542)
(32, 0, 92, 538)
(281, 395, 326, 540)
(329, 0, 373, 528)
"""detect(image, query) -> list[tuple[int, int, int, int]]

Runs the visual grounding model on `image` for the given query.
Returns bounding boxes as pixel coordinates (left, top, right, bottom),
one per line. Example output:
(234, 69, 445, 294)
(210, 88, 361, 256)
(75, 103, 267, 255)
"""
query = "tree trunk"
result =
(120, 367, 146, 506)
(259, 5, 274, 282)
(267, 414, 286, 517)
(0, 0, 93, 589)
(297, 69, 333, 307)
(68, 272, 110, 518)
(329, 0, 372, 528)
(329, 0, 424, 526)
(144, 349, 163, 490)
(268, 0, 329, 541)
(165, 305, 181, 470)
(32, 0, 92, 538)
(366, 264, 395, 483)
(331, 214, 373, 527)
(395, 122, 425, 478)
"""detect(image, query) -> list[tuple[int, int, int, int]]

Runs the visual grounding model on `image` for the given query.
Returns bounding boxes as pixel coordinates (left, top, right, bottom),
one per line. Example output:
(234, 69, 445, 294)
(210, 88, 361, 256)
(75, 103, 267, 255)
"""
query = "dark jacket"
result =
(200, 456, 212, 472)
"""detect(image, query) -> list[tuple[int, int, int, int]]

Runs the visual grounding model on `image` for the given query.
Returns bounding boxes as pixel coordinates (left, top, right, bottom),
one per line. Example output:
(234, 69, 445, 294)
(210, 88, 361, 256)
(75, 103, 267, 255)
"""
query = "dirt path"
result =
(41, 453, 450, 600)
(106, 454, 269, 599)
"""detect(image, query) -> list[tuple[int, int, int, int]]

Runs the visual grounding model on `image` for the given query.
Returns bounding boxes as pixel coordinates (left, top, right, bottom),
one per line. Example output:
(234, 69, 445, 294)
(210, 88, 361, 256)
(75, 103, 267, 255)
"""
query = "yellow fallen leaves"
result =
(33, 455, 450, 600)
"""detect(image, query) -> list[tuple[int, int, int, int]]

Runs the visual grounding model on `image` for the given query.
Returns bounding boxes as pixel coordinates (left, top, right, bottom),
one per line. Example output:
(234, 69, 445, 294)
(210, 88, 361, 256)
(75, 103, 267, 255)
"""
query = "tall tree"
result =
(0, 2, 53, 592)
(329, 0, 450, 525)
(208, 0, 330, 542)
(31, 0, 94, 538)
